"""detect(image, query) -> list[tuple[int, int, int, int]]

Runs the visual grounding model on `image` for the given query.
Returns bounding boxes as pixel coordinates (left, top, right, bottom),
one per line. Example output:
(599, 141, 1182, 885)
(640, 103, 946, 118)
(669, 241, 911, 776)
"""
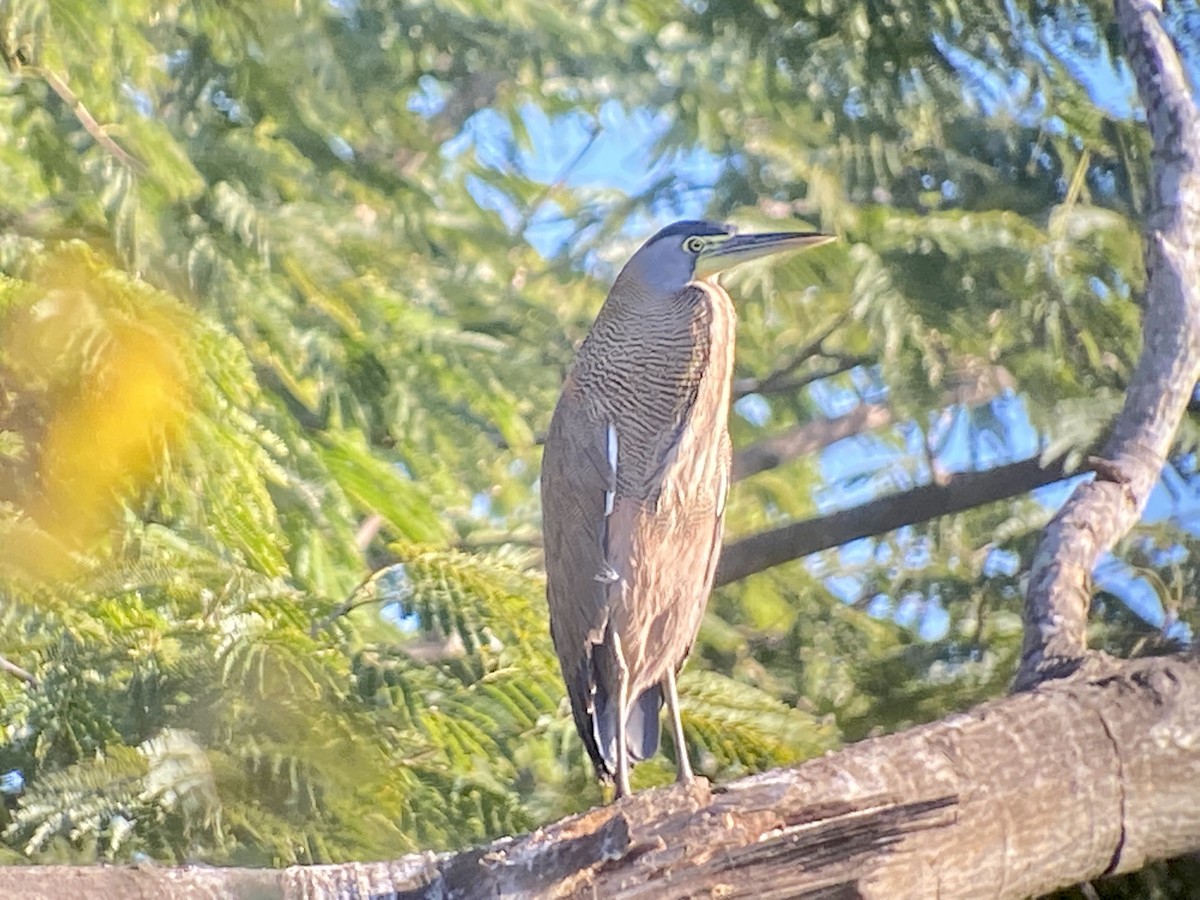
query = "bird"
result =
(540, 219, 834, 797)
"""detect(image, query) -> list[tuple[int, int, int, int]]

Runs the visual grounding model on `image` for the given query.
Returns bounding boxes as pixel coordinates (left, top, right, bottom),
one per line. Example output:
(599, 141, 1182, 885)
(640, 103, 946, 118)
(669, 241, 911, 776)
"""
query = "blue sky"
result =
(449, 100, 723, 262)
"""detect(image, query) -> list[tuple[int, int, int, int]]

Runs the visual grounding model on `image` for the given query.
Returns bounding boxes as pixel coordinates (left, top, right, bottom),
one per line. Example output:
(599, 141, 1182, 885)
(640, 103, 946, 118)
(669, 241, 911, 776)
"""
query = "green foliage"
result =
(0, 2, 1193, 892)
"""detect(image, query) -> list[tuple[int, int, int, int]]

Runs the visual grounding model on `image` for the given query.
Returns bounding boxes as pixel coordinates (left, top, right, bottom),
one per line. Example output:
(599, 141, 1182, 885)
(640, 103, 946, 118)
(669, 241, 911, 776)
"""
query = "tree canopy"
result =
(0, 0, 1196, 893)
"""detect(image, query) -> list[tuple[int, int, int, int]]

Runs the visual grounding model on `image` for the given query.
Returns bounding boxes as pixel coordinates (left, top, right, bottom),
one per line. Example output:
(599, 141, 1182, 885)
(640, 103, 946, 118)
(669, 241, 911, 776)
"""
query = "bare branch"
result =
(28, 67, 147, 175)
(354, 513, 385, 552)
(1016, 0, 1200, 688)
(734, 353, 873, 399)
(311, 563, 403, 636)
(0, 655, 37, 688)
(515, 122, 602, 235)
(731, 403, 893, 481)
(395, 72, 502, 176)
(732, 314, 849, 397)
(716, 453, 1074, 586)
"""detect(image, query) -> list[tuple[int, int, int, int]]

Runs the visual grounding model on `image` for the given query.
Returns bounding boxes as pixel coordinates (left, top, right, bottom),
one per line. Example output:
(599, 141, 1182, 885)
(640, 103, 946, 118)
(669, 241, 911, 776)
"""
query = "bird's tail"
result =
(590, 638, 662, 776)
(623, 684, 662, 762)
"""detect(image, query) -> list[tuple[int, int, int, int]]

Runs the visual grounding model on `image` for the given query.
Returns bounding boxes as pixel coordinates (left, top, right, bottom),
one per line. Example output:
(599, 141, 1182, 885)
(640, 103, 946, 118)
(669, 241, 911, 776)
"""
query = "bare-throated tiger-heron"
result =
(541, 220, 834, 797)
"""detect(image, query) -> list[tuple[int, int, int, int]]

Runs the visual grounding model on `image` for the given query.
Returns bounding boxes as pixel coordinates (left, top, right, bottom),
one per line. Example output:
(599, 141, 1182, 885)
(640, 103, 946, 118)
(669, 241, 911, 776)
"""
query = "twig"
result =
(355, 513, 385, 552)
(29, 65, 147, 175)
(515, 122, 602, 236)
(0, 655, 37, 688)
(734, 354, 873, 399)
(731, 403, 893, 481)
(733, 314, 849, 397)
(311, 564, 403, 636)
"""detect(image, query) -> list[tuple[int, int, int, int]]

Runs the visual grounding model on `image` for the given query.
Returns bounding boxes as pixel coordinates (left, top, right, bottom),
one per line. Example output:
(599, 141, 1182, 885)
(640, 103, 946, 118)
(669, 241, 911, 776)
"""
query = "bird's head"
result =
(615, 219, 834, 296)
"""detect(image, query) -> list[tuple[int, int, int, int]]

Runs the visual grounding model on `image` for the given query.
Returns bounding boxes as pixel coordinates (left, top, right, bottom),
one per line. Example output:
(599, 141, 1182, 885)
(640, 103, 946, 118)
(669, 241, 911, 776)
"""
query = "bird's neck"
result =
(686, 279, 738, 432)
(573, 280, 737, 425)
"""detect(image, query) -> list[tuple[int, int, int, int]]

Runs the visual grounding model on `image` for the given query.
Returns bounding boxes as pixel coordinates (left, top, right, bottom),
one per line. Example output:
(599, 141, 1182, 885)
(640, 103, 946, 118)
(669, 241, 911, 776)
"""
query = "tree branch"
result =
(311, 563, 402, 637)
(733, 354, 873, 399)
(0, 655, 37, 688)
(515, 122, 601, 235)
(28, 67, 147, 175)
(2, 655, 1197, 898)
(1016, 0, 1200, 689)
(394, 72, 502, 176)
(731, 314, 849, 397)
(731, 403, 893, 481)
(715, 452, 1074, 586)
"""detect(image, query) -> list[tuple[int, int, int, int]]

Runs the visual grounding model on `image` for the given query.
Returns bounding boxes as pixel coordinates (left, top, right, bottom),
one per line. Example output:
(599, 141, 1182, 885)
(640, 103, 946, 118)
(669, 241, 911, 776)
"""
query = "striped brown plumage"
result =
(541, 278, 735, 788)
(541, 219, 831, 798)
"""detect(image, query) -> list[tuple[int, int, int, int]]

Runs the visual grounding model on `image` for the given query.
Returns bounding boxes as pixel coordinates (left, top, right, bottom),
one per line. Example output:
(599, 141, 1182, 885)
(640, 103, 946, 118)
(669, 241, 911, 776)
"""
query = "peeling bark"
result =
(1, 655, 1197, 899)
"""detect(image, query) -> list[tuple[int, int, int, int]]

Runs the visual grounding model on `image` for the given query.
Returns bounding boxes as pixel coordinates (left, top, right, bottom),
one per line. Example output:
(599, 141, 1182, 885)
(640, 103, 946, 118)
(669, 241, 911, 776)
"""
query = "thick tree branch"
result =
(1016, 0, 1200, 689)
(716, 452, 1074, 586)
(2, 655, 1197, 898)
(731, 403, 893, 481)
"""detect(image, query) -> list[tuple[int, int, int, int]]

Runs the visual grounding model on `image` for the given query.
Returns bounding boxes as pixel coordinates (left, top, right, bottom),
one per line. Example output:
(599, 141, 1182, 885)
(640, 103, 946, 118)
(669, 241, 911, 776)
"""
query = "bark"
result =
(716, 451, 1073, 586)
(1015, 0, 1200, 689)
(1, 654, 1197, 899)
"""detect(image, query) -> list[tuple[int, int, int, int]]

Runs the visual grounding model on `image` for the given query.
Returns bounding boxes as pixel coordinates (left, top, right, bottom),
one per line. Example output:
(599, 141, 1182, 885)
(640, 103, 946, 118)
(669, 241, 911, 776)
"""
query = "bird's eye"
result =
(683, 236, 706, 254)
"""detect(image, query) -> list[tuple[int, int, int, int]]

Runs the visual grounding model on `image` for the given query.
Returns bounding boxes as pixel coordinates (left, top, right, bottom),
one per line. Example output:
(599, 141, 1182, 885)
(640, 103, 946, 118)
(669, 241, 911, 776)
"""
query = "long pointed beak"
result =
(694, 231, 835, 279)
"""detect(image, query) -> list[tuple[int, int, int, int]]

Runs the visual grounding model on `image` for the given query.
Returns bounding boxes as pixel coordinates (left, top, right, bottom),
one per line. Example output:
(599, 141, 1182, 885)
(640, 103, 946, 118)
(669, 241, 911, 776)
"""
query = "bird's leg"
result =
(611, 632, 632, 798)
(664, 667, 693, 784)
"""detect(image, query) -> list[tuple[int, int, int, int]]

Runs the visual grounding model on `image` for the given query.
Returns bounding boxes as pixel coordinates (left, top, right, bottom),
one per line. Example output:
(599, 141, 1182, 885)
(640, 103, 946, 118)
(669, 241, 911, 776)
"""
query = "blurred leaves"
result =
(0, 0, 1193, 882)
(1, 243, 192, 578)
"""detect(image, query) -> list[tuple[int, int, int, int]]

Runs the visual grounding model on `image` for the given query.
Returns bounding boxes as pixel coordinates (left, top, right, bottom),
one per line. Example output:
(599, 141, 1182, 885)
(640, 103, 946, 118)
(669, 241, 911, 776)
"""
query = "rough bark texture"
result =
(716, 452, 1073, 586)
(1016, 0, 1200, 689)
(0, 654, 1197, 899)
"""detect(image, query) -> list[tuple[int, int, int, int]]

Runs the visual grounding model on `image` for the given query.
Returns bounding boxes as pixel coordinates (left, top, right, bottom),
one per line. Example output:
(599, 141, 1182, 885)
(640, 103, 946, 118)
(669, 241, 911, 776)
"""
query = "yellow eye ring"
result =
(683, 236, 706, 254)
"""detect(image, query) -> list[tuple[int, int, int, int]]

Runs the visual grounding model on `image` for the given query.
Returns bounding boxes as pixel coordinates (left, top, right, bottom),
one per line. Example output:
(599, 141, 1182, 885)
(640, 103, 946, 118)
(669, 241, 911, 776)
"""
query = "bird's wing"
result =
(633, 283, 713, 504)
(540, 380, 616, 774)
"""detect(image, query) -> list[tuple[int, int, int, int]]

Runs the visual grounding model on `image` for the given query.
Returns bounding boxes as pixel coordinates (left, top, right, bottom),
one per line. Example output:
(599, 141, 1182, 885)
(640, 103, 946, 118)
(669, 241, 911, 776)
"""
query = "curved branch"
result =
(1016, 0, 1200, 688)
(731, 314, 850, 398)
(734, 354, 873, 399)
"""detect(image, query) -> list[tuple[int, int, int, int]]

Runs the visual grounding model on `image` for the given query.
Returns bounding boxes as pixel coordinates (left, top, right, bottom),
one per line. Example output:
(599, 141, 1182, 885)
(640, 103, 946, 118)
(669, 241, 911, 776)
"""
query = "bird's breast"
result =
(600, 281, 735, 507)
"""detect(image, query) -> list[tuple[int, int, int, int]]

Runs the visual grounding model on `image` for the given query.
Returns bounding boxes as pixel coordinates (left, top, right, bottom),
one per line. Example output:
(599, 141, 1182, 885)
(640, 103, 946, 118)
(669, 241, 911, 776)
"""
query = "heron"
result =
(540, 219, 834, 797)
